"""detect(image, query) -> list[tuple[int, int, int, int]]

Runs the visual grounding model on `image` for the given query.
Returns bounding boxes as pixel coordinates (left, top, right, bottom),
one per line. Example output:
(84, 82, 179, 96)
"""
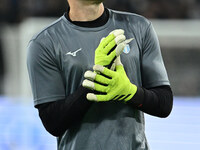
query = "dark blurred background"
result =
(0, 0, 200, 23)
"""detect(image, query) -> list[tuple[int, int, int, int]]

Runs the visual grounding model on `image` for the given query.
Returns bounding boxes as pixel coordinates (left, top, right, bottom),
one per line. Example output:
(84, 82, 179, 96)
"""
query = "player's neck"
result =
(69, 2, 104, 22)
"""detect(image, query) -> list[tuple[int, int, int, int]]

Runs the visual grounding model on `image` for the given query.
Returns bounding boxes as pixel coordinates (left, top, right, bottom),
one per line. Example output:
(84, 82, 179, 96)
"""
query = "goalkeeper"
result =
(27, 0, 173, 150)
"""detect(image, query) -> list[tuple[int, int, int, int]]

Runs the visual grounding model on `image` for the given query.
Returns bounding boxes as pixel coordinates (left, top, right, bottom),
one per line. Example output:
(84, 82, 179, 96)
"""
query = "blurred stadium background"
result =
(0, 0, 200, 150)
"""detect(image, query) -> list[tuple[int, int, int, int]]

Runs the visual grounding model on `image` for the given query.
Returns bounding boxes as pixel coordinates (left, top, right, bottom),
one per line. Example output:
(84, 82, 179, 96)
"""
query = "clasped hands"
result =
(82, 29, 137, 102)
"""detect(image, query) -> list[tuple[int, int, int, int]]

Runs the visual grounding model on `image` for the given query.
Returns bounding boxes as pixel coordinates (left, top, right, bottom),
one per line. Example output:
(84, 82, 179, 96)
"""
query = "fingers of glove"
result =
(109, 29, 125, 37)
(115, 56, 122, 66)
(100, 29, 124, 48)
(82, 79, 95, 90)
(84, 71, 96, 81)
(100, 34, 115, 48)
(87, 93, 110, 102)
(115, 64, 125, 72)
(82, 79, 107, 92)
(95, 74, 110, 85)
(93, 65, 115, 78)
(94, 82, 107, 93)
(110, 62, 116, 71)
(115, 38, 134, 56)
(124, 38, 134, 44)
(104, 35, 126, 55)
(87, 93, 98, 101)
(100, 37, 105, 43)
(107, 51, 117, 68)
(108, 56, 120, 71)
(84, 71, 110, 84)
(115, 35, 126, 45)
(115, 42, 126, 57)
(104, 40, 116, 55)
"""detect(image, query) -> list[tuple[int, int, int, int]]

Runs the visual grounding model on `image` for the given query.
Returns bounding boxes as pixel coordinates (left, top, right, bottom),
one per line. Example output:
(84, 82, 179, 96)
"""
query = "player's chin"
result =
(94, 0, 104, 4)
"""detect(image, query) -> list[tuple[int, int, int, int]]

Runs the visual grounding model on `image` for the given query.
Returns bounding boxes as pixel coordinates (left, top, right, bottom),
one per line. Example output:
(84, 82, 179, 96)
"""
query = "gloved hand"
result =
(82, 57, 137, 102)
(95, 29, 133, 70)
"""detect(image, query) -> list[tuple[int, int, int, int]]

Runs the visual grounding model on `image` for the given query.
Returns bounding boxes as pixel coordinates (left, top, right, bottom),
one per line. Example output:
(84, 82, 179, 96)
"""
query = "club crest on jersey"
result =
(123, 44, 131, 54)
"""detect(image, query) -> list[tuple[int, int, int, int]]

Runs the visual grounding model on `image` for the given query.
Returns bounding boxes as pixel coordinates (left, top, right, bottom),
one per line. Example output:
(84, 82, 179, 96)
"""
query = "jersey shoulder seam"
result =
(34, 95, 66, 107)
(143, 80, 170, 88)
(32, 17, 63, 41)
(109, 9, 150, 22)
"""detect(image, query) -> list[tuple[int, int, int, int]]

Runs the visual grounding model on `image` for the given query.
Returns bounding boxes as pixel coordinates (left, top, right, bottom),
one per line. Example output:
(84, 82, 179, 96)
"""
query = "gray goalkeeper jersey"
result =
(27, 9, 169, 150)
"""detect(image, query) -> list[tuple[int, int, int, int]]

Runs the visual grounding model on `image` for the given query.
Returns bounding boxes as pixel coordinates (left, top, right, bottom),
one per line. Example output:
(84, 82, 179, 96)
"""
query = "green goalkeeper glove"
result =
(95, 29, 133, 70)
(82, 57, 137, 102)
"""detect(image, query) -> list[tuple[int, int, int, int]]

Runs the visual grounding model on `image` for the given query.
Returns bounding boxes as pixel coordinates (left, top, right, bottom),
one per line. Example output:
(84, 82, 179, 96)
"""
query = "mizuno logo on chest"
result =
(65, 48, 82, 57)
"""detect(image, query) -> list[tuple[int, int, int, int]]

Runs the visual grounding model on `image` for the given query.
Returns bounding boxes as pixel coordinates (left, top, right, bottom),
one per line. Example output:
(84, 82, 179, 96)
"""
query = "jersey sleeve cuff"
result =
(126, 87, 145, 108)
(34, 95, 66, 107)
